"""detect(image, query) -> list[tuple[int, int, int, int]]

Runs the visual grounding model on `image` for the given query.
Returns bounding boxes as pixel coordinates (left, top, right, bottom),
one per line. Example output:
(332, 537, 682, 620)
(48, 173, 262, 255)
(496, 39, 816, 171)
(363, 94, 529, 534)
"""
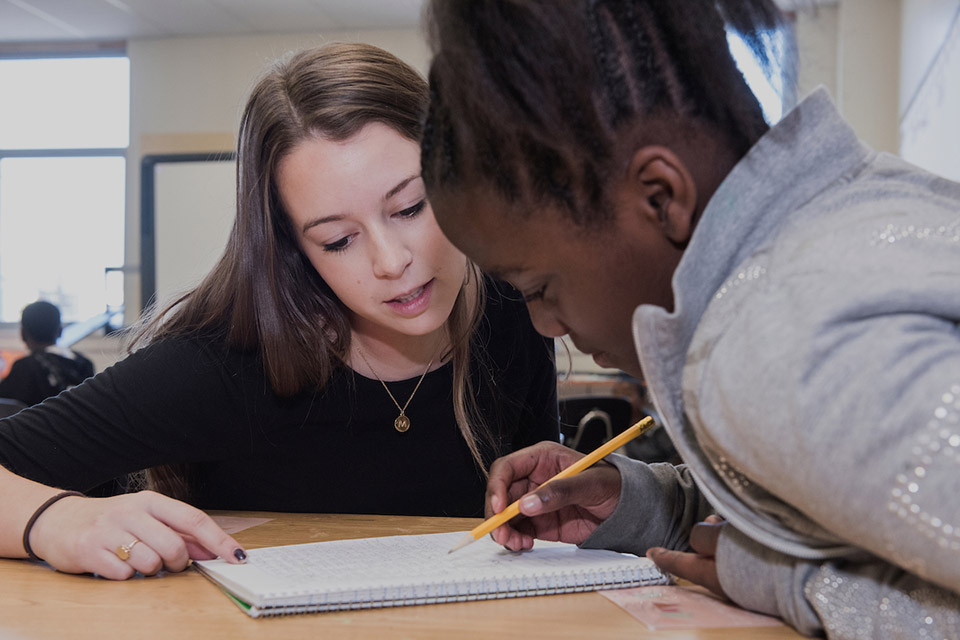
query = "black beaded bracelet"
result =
(22, 490, 84, 562)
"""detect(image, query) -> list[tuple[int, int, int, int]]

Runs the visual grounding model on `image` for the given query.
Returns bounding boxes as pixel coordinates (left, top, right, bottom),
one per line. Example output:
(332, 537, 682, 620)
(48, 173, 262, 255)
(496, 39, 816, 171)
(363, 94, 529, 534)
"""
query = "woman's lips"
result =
(391, 285, 425, 304)
(386, 279, 434, 316)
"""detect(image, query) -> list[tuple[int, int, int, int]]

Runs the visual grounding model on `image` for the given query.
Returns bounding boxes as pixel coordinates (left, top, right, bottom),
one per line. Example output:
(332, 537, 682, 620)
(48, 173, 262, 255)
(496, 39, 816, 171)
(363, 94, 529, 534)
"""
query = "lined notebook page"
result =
(253, 531, 648, 586)
(195, 531, 669, 616)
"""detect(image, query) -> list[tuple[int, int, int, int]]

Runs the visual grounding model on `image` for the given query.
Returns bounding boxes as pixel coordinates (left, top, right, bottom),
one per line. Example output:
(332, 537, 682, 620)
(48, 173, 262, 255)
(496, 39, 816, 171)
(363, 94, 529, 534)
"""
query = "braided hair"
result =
(422, 0, 794, 226)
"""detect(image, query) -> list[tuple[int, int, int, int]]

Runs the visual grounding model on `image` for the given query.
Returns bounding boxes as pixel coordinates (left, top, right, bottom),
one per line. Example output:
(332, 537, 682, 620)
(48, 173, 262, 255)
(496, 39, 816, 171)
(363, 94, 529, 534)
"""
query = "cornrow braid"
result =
(617, 0, 671, 114)
(422, 0, 794, 227)
(645, 0, 770, 152)
(589, 0, 634, 127)
(424, 71, 460, 188)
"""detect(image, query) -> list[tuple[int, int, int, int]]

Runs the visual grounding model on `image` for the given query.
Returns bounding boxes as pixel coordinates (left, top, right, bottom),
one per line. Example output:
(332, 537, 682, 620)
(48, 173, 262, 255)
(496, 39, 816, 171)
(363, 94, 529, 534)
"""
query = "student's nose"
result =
(525, 301, 568, 338)
(371, 232, 413, 279)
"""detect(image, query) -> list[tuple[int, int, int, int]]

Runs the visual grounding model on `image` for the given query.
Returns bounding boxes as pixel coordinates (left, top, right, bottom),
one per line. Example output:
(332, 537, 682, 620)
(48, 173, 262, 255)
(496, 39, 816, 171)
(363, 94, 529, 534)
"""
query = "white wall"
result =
(123, 28, 430, 319)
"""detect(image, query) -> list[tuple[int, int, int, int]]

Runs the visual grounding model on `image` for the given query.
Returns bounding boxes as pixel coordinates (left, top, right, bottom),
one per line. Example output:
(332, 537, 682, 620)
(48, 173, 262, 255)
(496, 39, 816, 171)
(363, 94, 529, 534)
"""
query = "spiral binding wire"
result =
(250, 564, 669, 617)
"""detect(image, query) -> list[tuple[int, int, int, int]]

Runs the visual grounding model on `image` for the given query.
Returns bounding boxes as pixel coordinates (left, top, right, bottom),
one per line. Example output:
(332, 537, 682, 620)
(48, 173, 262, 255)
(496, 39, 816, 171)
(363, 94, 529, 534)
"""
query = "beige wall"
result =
(122, 8, 953, 325)
(794, 0, 960, 165)
(795, 4, 840, 101)
(792, 1, 901, 153)
(123, 28, 430, 319)
(90, 6, 959, 373)
(836, 0, 902, 154)
(6, 7, 956, 375)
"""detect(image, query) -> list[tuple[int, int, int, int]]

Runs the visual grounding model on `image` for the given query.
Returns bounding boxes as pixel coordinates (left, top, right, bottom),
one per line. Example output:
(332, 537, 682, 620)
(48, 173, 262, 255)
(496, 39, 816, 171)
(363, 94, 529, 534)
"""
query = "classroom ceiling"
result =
(0, 0, 839, 47)
(0, 0, 427, 45)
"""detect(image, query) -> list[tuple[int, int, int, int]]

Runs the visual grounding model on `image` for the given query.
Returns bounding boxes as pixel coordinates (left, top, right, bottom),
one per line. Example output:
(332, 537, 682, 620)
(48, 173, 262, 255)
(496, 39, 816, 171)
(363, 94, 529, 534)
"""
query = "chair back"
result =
(559, 395, 633, 453)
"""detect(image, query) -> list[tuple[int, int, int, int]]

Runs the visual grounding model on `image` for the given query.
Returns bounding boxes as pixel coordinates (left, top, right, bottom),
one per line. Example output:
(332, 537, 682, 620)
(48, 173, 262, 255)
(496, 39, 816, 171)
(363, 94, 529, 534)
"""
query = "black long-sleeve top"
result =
(0, 282, 558, 517)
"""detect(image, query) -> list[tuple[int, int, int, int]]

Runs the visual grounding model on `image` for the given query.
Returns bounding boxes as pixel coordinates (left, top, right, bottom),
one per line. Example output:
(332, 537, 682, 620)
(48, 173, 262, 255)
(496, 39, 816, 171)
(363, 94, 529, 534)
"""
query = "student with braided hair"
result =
(421, 0, 960, 637)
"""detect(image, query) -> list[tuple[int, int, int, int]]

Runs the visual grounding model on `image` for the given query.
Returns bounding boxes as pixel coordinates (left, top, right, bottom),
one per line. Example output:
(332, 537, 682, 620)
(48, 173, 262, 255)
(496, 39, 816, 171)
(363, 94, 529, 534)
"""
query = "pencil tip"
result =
(447, 533, 474, 554)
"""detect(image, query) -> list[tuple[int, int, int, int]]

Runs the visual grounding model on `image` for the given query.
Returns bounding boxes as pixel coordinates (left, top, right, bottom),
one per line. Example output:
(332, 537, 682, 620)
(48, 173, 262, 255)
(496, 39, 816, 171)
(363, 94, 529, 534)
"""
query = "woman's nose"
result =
(371, 233, 413, 278)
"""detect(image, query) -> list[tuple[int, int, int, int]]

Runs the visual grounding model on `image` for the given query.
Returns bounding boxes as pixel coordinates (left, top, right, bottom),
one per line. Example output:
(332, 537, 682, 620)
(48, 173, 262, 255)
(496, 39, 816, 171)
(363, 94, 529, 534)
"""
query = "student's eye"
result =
(395, 200, 426, 219)
(522, 285, 546, 303)
(322, 236, 351, 253)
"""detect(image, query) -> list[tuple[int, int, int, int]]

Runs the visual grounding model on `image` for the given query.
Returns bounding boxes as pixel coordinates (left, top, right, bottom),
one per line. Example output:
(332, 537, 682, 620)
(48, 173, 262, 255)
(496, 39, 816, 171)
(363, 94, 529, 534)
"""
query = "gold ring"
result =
(115, 539, 140, 561)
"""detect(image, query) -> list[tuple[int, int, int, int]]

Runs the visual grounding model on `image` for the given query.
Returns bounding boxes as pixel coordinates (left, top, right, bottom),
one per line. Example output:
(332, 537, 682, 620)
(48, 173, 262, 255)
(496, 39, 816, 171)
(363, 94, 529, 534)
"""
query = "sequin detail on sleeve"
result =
(805, 568, 960, 639)
(885, 384, 960, 579)
(714, 265, 767, 300)
(872, 220, 960, 247)
(715, 455, 752, 492)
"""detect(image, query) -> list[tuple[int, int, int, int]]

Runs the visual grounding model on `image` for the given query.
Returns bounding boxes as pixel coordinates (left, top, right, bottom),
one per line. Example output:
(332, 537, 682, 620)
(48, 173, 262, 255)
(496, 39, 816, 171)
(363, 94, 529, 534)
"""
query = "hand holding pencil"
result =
(451, 417, 656, 553)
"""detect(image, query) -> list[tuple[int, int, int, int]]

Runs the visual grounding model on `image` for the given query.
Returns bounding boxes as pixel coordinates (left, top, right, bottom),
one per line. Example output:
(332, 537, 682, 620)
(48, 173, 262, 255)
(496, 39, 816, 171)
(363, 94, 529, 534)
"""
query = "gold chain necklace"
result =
(356, 347, 437, 433)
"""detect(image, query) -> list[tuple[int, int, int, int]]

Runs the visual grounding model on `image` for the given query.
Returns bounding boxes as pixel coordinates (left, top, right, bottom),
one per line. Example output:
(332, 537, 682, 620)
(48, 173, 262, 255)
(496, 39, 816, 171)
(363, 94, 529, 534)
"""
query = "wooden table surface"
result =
(0, 511, 804, 639)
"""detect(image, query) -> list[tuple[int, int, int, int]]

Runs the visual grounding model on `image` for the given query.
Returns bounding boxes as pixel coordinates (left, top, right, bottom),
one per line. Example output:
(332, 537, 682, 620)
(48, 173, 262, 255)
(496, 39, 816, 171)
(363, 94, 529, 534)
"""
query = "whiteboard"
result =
(141, 154, 235, 311)
(900, 11, 960, 182)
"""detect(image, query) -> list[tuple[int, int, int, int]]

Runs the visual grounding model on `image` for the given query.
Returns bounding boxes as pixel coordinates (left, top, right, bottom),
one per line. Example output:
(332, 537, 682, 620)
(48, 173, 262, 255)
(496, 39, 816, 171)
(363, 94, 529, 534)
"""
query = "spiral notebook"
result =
(193, 530, 671, 617)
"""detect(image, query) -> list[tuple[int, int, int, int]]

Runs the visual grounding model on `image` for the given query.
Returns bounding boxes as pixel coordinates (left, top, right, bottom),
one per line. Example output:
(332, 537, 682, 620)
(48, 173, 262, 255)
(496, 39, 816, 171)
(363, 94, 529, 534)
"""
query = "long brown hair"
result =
(133, 43, 490, 499)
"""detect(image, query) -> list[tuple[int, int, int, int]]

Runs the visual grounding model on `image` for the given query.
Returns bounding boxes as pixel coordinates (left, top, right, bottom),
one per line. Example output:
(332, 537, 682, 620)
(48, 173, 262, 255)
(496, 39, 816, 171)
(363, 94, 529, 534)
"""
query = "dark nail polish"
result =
(233, 548, 247, 562)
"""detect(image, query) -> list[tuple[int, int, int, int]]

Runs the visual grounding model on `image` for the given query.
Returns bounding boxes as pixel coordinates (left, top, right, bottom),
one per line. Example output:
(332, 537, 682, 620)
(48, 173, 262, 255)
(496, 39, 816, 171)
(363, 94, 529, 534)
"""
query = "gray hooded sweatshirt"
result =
(583, 88, 960, 638)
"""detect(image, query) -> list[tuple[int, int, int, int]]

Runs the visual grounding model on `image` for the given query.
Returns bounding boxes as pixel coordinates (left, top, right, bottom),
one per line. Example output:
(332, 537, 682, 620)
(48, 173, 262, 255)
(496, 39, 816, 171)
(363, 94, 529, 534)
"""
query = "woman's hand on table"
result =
(29, 491, 247, 580)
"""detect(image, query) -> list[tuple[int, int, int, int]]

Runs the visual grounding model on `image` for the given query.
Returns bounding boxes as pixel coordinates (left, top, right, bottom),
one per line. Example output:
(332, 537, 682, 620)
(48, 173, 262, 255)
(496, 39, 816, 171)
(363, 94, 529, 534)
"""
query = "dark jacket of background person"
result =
(0, 348, 95, 406)
(0, 301, 95, 406)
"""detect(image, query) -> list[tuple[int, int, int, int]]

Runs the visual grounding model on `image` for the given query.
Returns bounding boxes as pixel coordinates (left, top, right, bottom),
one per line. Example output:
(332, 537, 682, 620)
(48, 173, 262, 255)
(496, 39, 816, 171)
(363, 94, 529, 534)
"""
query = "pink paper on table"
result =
(600, 584, 784, 630)
(210, 515, 273, 534)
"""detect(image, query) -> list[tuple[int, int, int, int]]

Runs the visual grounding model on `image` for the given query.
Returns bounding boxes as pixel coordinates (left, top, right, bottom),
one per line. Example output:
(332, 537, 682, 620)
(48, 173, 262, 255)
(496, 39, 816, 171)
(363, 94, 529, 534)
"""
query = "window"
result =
(0, 54, 129, 324)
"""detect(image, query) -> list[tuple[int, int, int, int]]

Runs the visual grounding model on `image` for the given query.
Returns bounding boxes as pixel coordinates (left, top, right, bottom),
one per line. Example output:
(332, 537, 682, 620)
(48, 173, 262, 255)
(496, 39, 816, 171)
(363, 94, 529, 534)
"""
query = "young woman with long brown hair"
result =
(0, 42, 558, 580)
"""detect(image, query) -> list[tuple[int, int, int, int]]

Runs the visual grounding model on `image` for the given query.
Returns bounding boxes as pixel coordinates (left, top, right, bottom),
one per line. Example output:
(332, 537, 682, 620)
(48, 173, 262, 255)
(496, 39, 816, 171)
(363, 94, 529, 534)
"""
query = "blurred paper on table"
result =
(600, 584, 784, 630)
(210, 515, 273, 534)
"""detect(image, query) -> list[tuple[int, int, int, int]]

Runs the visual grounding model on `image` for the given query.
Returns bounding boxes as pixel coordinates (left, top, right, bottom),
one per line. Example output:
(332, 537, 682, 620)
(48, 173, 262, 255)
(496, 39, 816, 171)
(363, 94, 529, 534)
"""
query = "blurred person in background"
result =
(0, 301, 94, 406)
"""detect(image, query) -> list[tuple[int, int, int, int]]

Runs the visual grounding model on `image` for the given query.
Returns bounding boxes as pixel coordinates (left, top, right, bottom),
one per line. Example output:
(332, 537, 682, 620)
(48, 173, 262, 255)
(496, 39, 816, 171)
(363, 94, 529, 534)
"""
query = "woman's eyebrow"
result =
(383, 174, 420, 201)
(302, 213, 346, 234)
(301, 175, 421, 233)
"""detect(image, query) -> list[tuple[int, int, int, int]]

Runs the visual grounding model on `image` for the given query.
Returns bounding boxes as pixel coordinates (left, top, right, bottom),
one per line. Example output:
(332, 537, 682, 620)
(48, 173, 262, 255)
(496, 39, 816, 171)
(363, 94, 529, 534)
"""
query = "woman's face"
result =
(277, 122, 467, 343)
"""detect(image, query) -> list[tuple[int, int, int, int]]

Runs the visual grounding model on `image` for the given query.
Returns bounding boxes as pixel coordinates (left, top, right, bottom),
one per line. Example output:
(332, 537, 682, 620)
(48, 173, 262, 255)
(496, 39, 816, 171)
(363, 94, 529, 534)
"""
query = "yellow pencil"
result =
(448, 415, 657, 553)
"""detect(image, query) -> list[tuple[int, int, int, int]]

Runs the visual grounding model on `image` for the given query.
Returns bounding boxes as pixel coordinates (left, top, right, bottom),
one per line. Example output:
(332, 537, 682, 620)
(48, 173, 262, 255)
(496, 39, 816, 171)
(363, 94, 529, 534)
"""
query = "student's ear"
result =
(625, 146, 697, 245)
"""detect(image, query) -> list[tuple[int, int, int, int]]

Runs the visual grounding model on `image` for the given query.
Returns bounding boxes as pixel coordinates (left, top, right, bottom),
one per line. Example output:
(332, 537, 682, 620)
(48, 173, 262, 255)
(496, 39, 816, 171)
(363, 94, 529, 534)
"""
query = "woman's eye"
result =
(523, 285, 546, 303)
(322, 236, 351, 253)
(395, 200, 426, 219)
